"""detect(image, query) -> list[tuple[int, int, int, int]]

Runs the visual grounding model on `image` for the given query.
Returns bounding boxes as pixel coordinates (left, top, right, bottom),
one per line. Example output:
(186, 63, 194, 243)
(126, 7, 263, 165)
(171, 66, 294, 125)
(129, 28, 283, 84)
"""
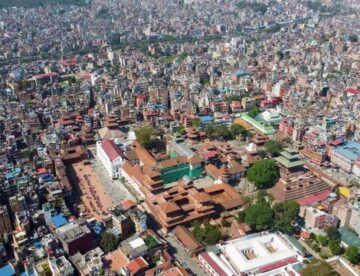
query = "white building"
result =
(199, 232, 304, 276)
(96, 140, 125, 178)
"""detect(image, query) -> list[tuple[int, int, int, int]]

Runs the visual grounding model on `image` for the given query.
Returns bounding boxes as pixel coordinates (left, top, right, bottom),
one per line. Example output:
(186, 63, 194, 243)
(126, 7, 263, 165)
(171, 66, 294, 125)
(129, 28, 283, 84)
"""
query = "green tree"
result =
(325, 227, 341, 241)
(135, 126, 155, 149)
(177, 126, 186, 135)
(345, 246, 360, 264)
(264, 140, 283, 157)
(243, 202, 274, 231)
(248, 106, 260, 118)
(303, 259, 337, 276)
(257, 150, 268, 159)
(100, 232, 120, 254)
(317, 235, 329, 247)
(192, 118, 201, 129)
(328, 240, 342, 255)
(230, 124, 246, 138)
(246, 159, 279, 189)
(272, 201, 299, 234)
(191, 221, 223, 245)
(237, 211, 246, 223)
(215, 125, 232, 140)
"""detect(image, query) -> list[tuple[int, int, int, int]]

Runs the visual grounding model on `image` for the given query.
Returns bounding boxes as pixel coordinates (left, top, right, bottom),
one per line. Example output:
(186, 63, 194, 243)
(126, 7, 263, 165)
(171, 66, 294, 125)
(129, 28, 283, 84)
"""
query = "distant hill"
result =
(0, 0, 88, 9)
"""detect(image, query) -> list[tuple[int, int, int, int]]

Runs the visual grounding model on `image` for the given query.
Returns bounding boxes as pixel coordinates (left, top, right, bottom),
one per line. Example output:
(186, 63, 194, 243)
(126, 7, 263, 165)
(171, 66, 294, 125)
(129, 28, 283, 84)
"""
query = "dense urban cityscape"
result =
(0, 0, 360, 275)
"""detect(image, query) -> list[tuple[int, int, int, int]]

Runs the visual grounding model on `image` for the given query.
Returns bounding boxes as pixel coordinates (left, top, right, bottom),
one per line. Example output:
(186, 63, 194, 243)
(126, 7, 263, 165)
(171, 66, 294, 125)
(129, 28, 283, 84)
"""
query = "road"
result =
(164, 233, 203, 276)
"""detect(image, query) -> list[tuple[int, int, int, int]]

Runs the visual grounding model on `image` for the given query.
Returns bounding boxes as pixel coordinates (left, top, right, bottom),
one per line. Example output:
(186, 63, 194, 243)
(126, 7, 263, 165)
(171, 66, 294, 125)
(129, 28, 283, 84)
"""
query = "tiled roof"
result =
(101, 140, 123, 161)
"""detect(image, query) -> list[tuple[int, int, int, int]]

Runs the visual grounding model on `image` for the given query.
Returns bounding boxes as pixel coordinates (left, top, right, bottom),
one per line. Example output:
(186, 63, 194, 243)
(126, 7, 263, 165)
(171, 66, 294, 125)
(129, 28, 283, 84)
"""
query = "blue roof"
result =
(199, 116, 213, 123)
(52, 214, 68, 228)
(0, 264, 15, 276)
(334, 141, 360, 161)
(21, 272, 34, 276)
(234, 69, 250, 77)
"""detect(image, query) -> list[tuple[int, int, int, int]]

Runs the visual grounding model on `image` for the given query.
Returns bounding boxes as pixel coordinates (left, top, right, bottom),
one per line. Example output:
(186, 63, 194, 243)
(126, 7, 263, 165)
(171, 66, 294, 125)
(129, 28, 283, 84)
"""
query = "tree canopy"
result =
(272, 201, 299, 234)
(303, 259, 337, 276)
(264, 140, 283, 157)
(100, 232, 120, 254)
(192, 221, 224, 245)
(325, 227, 341, 241)
(242, 202, 274, 231)
(345, 246, 360, 264)
(247, 106, 260, 118)
(246, 159, 279, 189)
(135, 126, 156, 149)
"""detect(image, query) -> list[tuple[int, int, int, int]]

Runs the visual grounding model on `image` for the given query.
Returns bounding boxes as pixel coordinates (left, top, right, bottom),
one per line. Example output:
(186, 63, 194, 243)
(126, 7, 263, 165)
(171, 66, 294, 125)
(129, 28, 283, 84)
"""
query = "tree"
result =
(237, 211, 246, 222)
(328, 240, 342, 255)
(345, 246, 360, 264)
(325, 227, 341, 241)
(246, 159, 279, 189)
(177, 126, 186, 135)
(317, 235, 329, 247)
(100, 232, 120, 254)
(192, 118, 201, 129)
(303, 259, 337, 276)
(243, 202, 274, 231)
(191, 221, 223, 245)
(272, 201, 299, 234)
(215, 125, 232, 140)
(230, 124, 246, 138)
(248, 106, 260, 118)
(257, 150, 268, 159)
(135, 126, 155, 149)
(264, 140, 283, 157)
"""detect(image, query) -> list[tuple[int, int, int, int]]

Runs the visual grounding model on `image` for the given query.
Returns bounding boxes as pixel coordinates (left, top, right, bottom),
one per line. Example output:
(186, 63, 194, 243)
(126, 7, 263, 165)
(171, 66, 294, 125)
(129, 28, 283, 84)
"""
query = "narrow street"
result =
(164, 233, 203, 276)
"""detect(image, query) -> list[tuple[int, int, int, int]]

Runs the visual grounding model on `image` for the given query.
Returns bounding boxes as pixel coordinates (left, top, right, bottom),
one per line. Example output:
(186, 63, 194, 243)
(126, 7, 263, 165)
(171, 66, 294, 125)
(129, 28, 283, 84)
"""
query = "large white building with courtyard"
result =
(198, 232, 304, 276)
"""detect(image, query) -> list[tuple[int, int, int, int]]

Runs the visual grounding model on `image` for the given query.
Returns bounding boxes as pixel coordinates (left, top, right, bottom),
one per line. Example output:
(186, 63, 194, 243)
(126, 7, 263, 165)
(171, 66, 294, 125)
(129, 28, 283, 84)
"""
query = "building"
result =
(199, 232, 303, 276)
(302, 207, 339, 229)
(0, 205, 12, 234)
(174, 226, 204, 256)
(330, 141, 360, 173)
(240, 113, 276, 135)
(49, 256, 74, 276)
(268, 148, 330, 202)
(70, 247, 104, 276)
(96, 139, 125, 178)
(55, 222, 94, 255)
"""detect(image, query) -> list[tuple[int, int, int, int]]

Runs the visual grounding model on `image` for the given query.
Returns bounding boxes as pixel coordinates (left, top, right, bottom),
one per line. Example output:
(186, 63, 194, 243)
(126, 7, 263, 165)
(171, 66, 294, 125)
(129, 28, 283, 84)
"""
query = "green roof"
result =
(339, 227, 360, 247)
(241, 113, 276, 135)
(274, 156, 305, 168)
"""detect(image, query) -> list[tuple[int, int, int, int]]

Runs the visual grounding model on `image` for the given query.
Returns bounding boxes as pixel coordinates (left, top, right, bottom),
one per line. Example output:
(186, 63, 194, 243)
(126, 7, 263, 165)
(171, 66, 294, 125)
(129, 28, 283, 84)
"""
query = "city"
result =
(0, 0, 360, 275)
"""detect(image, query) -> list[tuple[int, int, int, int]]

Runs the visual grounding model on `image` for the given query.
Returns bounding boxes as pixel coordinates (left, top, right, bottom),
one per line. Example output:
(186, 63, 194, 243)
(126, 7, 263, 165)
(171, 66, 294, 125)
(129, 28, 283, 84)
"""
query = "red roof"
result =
(122, 199, 136, 211)
(36, 168, 47, 174)
(101, 140, 124, 161)
(346, 87, 360, 95)
(126, 257, 148, 275)
(33, 72, 58, 80)
(330, 138, 344, 146)
(203, 151, 217, 159)
(200, 252, 227, 276)
(296, 190, 331, 206)
(259, 257, 297, 273)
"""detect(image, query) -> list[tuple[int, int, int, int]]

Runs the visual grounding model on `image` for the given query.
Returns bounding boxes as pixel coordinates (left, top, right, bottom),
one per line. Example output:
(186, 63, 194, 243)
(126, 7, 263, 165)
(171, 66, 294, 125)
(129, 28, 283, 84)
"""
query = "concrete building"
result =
(199, 232, 303, 276)
(303, 207, 339, 230)
(96, 139, 125, 178)
(0, 205, 12, 234)
(55, 222, 94, 255)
